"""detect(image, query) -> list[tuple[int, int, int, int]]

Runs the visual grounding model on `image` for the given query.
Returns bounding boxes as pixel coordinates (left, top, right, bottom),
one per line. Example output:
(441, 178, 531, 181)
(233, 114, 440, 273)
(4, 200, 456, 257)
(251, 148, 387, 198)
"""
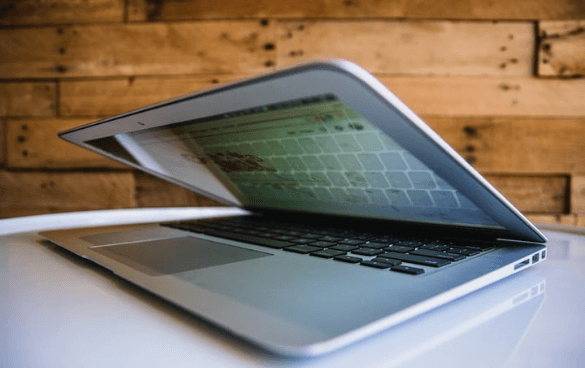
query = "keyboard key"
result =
(447, 248, 480, 256)
(311, 249, 347, 258)
(371, 257, 401, 266)
(362, 242, 387, 249)
(320, 235, 342, 242)
(418, 244, 450, 251)
(396, 240, 423, 247)
(333, 255, 363, 264)
(284, 245, 322, 254)
(352, 248, 384, 256)
(330, 244, 359, 252)
(290, 238, 317, 244)
(339, 239, 365, 246)
(382, 245, 414, 253)
(256, 232, 282, 238)
(361, 260, 391, 269)
(379, 252, 451, 267)
(300, 233, 322, 239)
(272, 235, 297, 241)
(411, 249, 465, 261)
(309, 241, 337, 248)
(391, 265, 425, 275)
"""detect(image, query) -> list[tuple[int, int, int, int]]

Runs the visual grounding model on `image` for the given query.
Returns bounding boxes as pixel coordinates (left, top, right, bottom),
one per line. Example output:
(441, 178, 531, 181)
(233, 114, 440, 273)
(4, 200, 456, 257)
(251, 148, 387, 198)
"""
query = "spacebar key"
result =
(201, 229, 294, 249)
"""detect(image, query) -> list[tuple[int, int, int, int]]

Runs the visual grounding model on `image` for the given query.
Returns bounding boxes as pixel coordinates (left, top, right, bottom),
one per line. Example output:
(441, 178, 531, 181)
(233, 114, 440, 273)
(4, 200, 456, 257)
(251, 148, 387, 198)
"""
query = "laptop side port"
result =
(532, 253, 540, 263)
(514, 259, 530, 270)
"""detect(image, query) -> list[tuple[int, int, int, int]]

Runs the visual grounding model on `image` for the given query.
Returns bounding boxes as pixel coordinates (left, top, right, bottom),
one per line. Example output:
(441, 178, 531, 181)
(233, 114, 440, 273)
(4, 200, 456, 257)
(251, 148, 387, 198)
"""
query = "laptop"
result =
(41, 59, 547, 356)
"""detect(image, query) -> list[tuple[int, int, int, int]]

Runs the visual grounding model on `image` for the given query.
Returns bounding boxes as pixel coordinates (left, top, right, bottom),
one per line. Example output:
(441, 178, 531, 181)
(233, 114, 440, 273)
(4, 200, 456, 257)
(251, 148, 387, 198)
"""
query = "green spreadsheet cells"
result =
(357, 154, 384, 171)
(301, 156, 325, 171)
(363, 172, 389, 188)
(408, 172, 436, 189)
(407, 190, 434, 207)
(193, 102, 476, 212)
(355, 133, 384, 152)
(385, 172, 412, 189)
(297, 138, 322, 154)
(334, 134, 362, 153)
(266, 141, 287, 155)
(314, 136, 341, 153)
(380, 152, 408, 171)
(338, 154, 363, 171)
(431, 191, 459, 208)
(319, 155, 344, 171)
(345, 172, 368, 188)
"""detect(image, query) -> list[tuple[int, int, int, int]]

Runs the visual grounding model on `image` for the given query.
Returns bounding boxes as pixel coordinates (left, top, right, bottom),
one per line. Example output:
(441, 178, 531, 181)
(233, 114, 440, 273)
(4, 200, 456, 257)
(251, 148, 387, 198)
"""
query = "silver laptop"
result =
(41, 59, 547, 357)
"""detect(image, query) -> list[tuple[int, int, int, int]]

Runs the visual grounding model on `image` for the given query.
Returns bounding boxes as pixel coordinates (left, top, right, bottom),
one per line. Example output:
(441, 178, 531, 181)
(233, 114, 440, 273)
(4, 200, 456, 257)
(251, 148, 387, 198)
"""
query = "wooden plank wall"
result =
(1, 0, 584, 227)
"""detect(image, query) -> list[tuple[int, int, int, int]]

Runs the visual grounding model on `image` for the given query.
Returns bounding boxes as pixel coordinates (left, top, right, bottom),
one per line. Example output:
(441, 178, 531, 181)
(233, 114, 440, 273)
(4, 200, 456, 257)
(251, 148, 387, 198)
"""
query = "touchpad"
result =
(90, 236, 272, 276)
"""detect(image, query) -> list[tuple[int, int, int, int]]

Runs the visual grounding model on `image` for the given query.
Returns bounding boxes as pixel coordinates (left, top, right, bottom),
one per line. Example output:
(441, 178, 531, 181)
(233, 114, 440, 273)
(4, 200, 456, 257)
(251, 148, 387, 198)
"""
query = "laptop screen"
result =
(86, 94, 501, 229)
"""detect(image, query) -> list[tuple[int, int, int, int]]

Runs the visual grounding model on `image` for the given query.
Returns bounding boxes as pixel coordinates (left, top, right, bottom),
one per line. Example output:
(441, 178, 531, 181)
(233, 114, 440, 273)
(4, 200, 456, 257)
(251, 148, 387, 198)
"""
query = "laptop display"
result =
(86, 93, 499, 229)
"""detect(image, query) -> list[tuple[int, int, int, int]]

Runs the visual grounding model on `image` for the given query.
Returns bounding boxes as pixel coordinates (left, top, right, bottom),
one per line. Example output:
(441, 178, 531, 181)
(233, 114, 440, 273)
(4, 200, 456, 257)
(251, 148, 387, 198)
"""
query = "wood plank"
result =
(17, 115, 584, 174)
(0, 119, 5, 166)
(380, 76, 585, 117)
(61, 75, 585, 118)
(278, 21, 534, 76)
(5, 118, 126, 169)
(134, 172, 224, 208)
(0, 170, 135, 219)
(0, 21, 276, 79)
(0, 82, 57, 117)
(60, 75, 242, 117)
(538, 20, 585, 77)
(484, 175, 568, 214)
(424, 116, 585, 174)
(0, 0, 124, 26)
(127, 0, 585, 21)
(527, 214, 577, 226)
(571, 174, 585, 215)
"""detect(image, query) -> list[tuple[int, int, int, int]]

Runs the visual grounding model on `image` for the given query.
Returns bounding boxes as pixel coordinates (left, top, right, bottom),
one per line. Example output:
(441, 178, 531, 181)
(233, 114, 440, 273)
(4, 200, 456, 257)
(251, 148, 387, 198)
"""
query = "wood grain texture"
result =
(0, 21, 276, 79)
(527, 214, 578, 226)
(0, 0, 125, 25)
(380, 76, 585, 117)
(572, 174, 585, 215)
(5, 118, 126, 169)
(538, 20, 585, 77)
(485, 175, 568, 214)
(60, 75, 585, 118)
(278, 21, 533, 76)
(60, 75, 242, 117)
(127, 0, 585, 21)
(10, 115, 584, 174)
(0, 119, 4, 165)
(424, 116, 585, 174)
(135, 172, 224, 208)
(0, 82, 57, 117)
(0, 170, 135, 218)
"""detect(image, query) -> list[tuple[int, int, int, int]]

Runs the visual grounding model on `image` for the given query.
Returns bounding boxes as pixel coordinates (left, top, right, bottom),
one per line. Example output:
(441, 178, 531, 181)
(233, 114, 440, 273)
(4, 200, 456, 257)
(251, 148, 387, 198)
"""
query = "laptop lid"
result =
(58, 59, 546, 243)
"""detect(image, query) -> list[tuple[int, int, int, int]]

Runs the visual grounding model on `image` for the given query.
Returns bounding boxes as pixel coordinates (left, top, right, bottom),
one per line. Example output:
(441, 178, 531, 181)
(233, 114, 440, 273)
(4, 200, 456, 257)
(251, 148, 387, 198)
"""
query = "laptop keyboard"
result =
(164, 217, 494, 276)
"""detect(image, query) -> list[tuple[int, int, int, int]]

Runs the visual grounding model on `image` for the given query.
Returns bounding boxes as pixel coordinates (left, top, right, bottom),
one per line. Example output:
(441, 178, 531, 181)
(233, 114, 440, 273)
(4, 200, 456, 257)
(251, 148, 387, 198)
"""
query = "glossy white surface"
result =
(1, 208, 584, 367)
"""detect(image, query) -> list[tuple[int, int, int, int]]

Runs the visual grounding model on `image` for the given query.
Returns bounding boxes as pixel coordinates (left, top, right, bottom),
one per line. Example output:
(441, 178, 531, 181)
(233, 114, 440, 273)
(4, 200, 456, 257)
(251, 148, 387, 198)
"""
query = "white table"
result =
(1, 208, 584, 368)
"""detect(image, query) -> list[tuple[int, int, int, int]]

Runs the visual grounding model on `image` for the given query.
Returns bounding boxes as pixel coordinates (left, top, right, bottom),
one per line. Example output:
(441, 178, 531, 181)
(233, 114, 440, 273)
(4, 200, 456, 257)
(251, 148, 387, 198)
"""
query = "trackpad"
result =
(90, 236, 272, 276)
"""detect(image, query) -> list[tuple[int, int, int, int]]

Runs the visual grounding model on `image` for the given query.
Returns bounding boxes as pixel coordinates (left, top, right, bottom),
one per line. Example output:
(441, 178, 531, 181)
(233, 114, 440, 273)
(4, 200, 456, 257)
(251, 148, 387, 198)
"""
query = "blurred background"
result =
(0, 0, 584, 227)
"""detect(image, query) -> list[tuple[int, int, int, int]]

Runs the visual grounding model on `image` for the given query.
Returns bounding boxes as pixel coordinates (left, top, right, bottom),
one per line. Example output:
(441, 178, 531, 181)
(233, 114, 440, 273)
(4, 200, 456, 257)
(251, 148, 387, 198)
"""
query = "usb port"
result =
(514, 259, 530, 270)
(532, 253, 540, 263)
